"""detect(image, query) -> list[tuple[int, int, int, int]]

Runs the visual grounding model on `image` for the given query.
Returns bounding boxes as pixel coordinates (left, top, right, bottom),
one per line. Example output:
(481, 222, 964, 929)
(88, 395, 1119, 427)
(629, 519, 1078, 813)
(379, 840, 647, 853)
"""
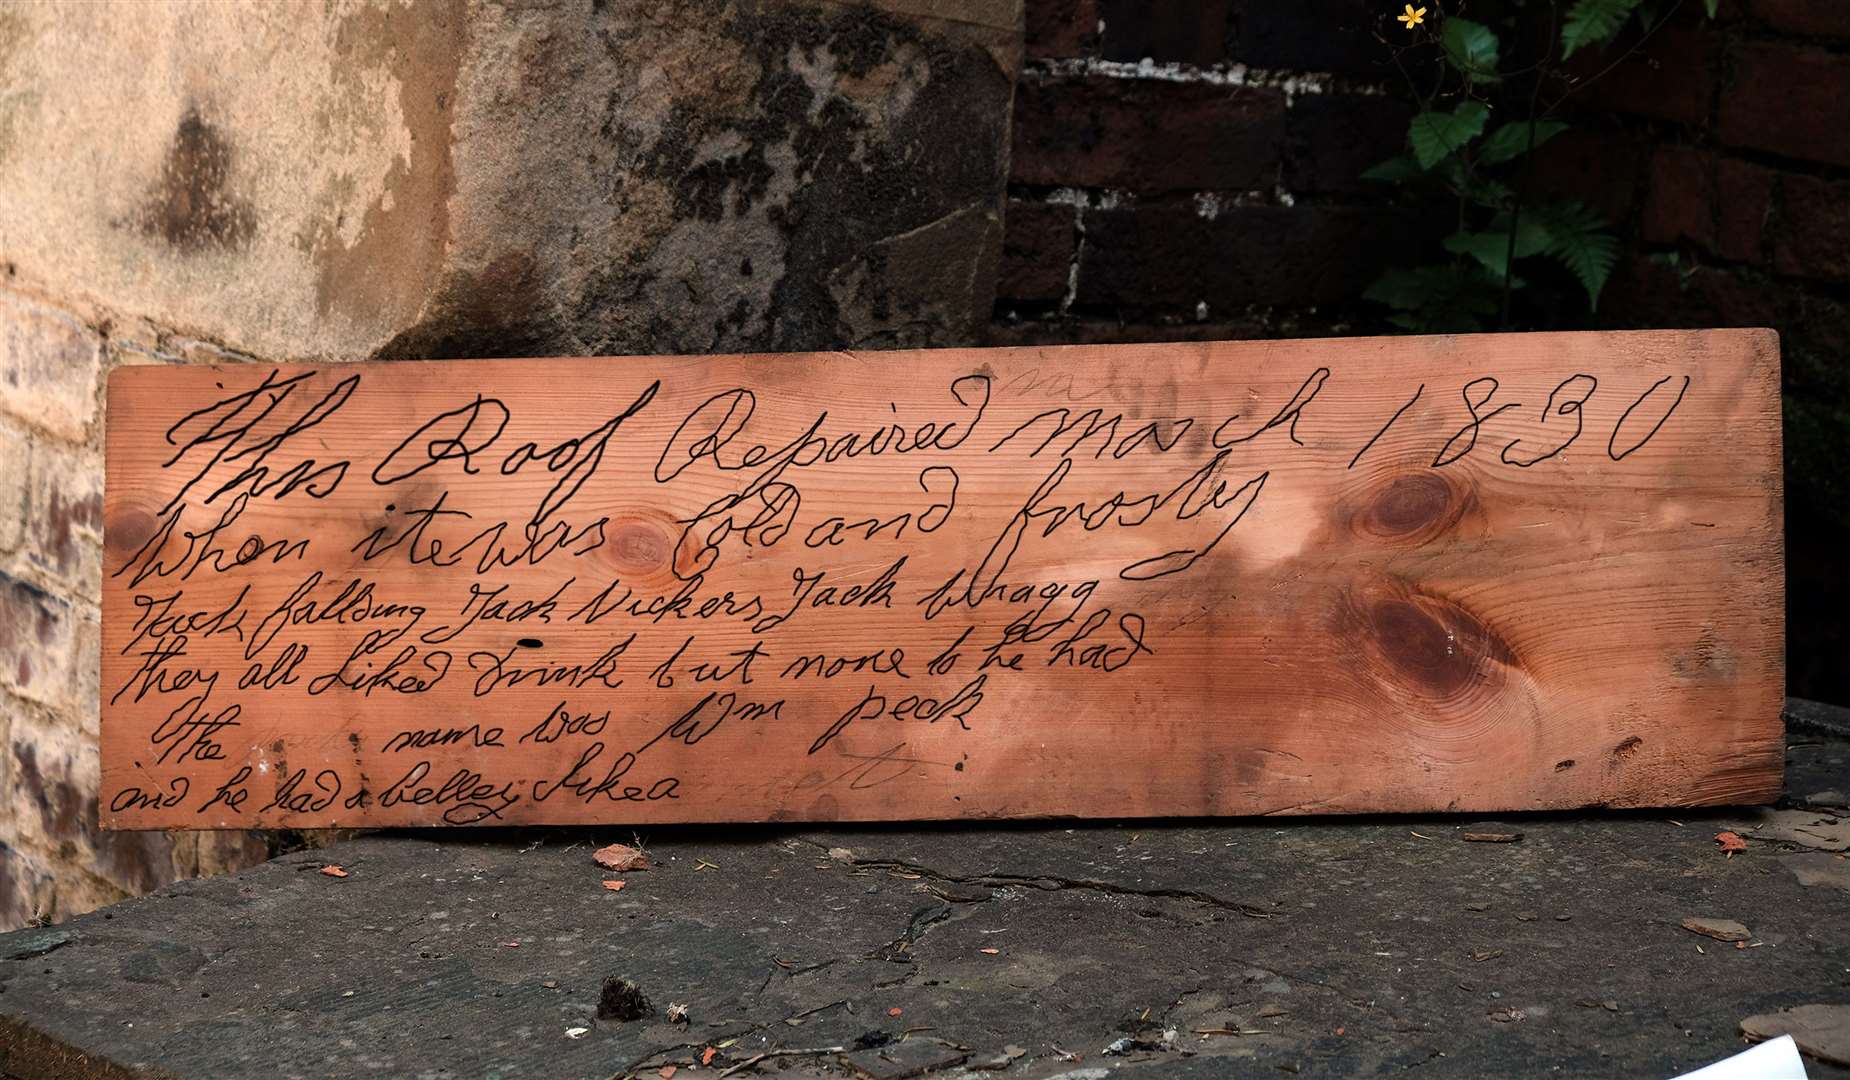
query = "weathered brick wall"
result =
(0, 288, 275, 927)
(994, 0, 1850, 702)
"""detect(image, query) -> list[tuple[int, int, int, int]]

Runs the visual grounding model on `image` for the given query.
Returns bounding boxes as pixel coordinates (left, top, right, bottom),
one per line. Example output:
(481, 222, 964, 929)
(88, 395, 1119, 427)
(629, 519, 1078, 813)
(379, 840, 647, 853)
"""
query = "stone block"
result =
(0, 420, 26, 554)
(19, 438, 103, 599)
(0, 571, 86, 714)
(0, 0, 1021, 361)
(0, 292, 101, 443)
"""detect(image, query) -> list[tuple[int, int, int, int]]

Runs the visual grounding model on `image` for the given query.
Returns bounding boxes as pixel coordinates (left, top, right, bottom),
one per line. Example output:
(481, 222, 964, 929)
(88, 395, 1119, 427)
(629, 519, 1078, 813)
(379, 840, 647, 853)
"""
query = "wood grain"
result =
(98, 331, 1785, 829)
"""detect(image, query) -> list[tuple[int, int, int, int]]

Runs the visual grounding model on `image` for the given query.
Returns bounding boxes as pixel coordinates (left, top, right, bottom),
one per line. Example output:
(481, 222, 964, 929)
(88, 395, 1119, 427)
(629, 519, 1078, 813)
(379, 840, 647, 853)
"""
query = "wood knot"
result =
(1344, 471, 1470, 546)
(106, 506, 160, 559)
(1337, 578, 1519, 712)
(600, 511, 675, 578)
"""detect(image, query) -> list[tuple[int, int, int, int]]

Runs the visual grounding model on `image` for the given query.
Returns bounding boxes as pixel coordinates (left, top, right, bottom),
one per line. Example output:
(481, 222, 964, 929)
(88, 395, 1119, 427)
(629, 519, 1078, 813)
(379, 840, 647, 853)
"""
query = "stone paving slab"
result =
(2, 702, 1847, 1080)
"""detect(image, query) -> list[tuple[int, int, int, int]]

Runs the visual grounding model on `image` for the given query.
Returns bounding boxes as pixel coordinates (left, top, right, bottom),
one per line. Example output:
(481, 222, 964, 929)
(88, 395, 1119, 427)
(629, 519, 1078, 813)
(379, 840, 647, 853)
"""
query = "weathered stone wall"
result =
(0, 0, 1020, 929)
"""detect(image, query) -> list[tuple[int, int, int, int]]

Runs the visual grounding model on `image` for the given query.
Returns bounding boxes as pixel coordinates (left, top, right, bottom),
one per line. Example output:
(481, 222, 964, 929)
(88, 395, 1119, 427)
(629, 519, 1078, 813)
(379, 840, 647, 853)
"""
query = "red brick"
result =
(1099, 0, 1233, 65)
(1748, 0, 1850, 39)
(1075, 203, 1425, 311)
(1235, 0, 1389, 78)
(1528, 127, 1647, 224)
(1599, 257, 1791, 330)
(997, 200, 1077, 303)
(1640, 147, 1772, 264)
(1773, 173, 1850, 281)
(1568, 22, 1716, 128)
(1719, 41, 1850, 167)
(1011, 76, 1284, 191)
(1027, 0, 1098, 58)
(1284, 93, 1412, 194)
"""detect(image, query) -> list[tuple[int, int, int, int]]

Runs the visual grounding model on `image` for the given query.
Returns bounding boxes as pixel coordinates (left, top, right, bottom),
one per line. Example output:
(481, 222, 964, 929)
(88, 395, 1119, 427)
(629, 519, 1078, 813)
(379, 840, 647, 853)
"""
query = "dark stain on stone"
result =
(38, 483, 101, 577)
(565, 0, 1010, 354)
(140, 108, 256, 252)
(10, 741, 85, 845)
(1555, 759, 1576, 771)
(95, 818, 176, 895)
(376, 251, 546, 360)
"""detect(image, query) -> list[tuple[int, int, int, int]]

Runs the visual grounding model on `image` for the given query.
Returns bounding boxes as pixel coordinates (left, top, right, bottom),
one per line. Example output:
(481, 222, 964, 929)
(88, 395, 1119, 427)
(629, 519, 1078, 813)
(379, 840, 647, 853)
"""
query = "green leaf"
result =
(1531, 201, 1620, 308)
(1702, 0, 1718, 16)
(1440, 159, 1514, 207)
(1365, 264, 1505, 333)
(1477, 120, 1570, 166)
(1361, 155, 1423, 182)
(1561, 0, 1645, 57)
(1443, 217, 1555, 279)
(1409, 101, 1491, 169)
(1441, 18, 1502, 83)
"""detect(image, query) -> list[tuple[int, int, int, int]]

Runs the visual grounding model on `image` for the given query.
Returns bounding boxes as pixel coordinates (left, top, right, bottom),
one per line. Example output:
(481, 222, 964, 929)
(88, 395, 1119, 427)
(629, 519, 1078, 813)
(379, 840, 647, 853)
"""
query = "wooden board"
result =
(99, 331, 1785, 829)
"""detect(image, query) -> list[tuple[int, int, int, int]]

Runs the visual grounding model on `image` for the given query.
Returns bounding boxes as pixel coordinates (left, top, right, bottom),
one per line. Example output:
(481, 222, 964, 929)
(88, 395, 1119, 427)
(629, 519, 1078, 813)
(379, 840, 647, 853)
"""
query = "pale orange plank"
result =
(99, 331, 1784, 829)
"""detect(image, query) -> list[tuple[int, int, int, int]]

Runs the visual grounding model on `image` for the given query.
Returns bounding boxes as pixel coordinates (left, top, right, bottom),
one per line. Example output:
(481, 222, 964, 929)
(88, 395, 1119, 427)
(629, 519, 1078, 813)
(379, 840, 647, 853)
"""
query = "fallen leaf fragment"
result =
(1488, 1006, 1525, 1023)
(320, 865, 348, 878)
(1716, 831, 1748, 856)
(1463, 832, 1522, 843)
(1681, 916, 1751, 942)
(659, 1067, 677, 1079)
(602, 879, 626, 892)
(827, 847, 855, 863)
(565, 1027, 588, 1039)
(979, 947, 1000, 955)
(666, 1002, 689, 1024)
(887, 1007, 903, 1017)
(701, 1048, 716, 1066)
(594, 843, 651, 872)
(503, 941, 520, 948)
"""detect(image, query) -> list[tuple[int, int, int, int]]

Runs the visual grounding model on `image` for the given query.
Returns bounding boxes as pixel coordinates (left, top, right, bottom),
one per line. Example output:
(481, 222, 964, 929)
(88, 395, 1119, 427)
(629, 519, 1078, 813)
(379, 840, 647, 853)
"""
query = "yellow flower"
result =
(1398, 4, 1427, 28)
